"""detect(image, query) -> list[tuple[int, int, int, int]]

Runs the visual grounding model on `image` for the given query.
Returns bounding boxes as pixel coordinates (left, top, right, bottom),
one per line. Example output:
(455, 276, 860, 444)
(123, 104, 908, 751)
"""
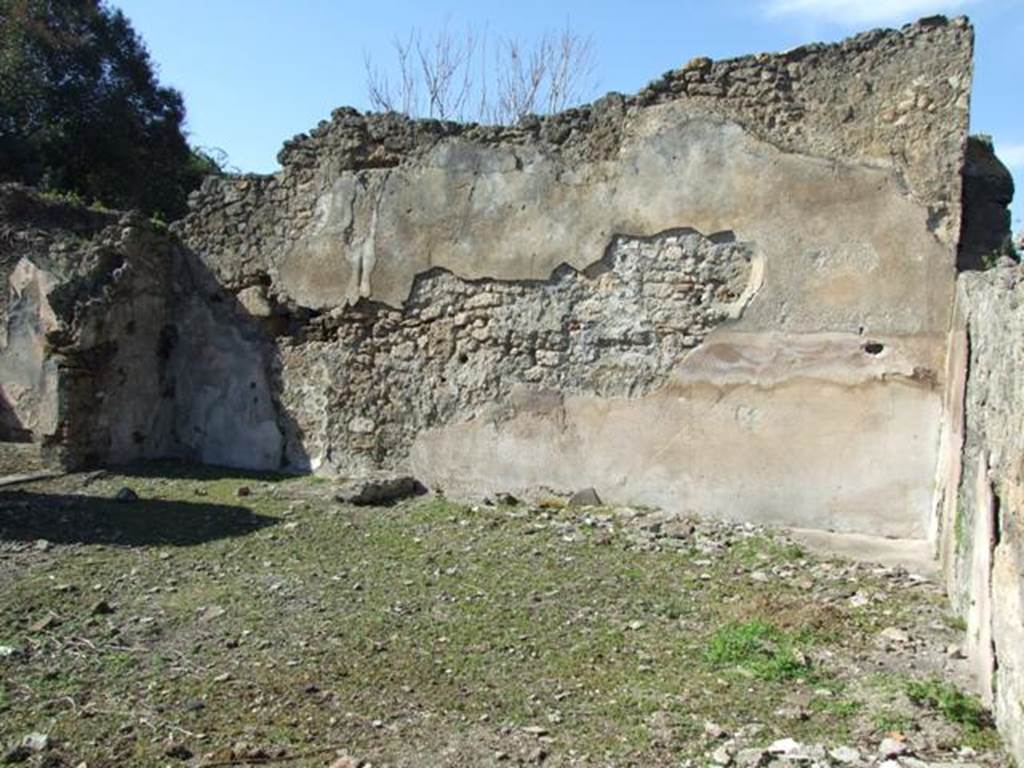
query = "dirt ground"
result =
(0, 465, 1010, 767)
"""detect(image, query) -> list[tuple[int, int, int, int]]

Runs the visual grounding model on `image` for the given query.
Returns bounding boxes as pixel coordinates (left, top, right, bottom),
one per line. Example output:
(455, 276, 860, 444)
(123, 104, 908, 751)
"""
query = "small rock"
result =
(661, 519, 695, 539)
(878, 736, 909, 758)
(766, 738, 801, 755)
(849, 591, 871, 607)
(348, 416, 375, 434)
(29, 614, 59, 633)
(567, 488, 601, 507)
(114, 487, 138, 503)
(235, 486, 251, 498)
(0, 645, 17, 659)
(521, 726, 549, 737)
(879, 626, 910, 645)
(496, 492, 519, 506)
(734, 747, 767, 767)
(328, 756, 359, 768)
(710, 745, 732, 765)
(773, 705, 808, 720)
(199, 605, 226, 622)
(89, 600, 114, 616)
(828, 745, 861, 763)
(704, 721, 727, 739)
(33, 539, 50, 552)
(21, 734, 49, 753)
(335, 475, 425, 506)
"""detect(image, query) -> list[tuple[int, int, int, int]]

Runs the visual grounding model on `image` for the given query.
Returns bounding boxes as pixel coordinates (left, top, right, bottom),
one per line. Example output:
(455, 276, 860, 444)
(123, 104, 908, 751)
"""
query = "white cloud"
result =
(998, 143, 1024, 169)
(764, 0, 976, 25)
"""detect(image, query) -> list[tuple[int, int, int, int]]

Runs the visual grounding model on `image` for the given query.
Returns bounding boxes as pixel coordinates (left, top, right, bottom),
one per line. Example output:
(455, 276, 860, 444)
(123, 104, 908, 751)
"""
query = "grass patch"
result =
(906, 678, 992, 731)
(873, 709, 914, 734)
(0, 468, 1010, 766)
(809, 695, 862, 719)
(728, 537, 805, 566)
(704, 620, 811, 681)
(946, 614, 968, 632)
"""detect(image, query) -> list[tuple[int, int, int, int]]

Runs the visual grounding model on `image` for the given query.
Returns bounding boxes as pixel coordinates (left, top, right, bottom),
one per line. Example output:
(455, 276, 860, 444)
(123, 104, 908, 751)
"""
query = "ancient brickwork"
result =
(277, 230, 754, 472)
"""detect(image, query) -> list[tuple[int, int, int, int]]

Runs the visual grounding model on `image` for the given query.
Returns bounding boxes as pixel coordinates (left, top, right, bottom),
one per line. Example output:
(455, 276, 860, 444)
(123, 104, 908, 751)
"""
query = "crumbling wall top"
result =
(266, 16, 972, 232)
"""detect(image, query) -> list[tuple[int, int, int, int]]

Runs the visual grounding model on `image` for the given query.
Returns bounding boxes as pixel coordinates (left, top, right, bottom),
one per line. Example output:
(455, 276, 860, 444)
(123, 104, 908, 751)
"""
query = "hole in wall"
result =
(863, 341, 884, 355)
(992, 483, 1003, 548)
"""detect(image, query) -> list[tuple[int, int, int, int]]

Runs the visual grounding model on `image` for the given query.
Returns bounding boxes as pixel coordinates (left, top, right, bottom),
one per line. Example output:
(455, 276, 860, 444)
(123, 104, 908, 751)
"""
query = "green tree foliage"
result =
(0, 0, 218, 219)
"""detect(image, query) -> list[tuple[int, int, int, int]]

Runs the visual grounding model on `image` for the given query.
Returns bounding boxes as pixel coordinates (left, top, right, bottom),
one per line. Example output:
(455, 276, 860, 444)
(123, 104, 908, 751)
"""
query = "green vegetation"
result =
(906, 678, 991, 731)
(0, 0, 222, 219)
(728, 536, 805, 566)
(872, 709, 914, 735)
(705, 620, 811, 681)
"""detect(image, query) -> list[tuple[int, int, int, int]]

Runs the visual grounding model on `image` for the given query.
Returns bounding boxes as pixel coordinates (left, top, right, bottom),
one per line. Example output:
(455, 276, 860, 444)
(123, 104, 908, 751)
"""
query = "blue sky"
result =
(115, 0, 1023, 230)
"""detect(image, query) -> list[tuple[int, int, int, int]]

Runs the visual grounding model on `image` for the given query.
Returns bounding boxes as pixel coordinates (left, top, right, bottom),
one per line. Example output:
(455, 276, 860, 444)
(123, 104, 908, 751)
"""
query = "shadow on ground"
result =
(106, 459, 298, 483)
(0, 490, 277, 547)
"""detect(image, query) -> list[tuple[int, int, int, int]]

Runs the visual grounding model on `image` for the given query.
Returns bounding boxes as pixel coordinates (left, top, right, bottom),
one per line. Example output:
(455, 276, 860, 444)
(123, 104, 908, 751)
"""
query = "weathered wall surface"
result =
(168, 17, 972, 536)
(0, 19, 977, 536)
(0, 187, 117, 446)
(0, 187, 179, 466)
(941, 267, 1024, 765)
(0, 185, 284, 471)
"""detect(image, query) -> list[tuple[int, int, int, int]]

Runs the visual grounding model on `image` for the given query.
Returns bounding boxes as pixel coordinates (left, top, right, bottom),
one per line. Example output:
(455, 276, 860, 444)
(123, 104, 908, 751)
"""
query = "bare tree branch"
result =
(363, 22, 597, 124)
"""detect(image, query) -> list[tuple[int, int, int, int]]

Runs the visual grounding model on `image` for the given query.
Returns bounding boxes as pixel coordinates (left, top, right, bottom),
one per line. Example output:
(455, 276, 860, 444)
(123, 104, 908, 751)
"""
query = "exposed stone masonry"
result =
(175, 16, 972, 305)
(277, 230, 754, 472)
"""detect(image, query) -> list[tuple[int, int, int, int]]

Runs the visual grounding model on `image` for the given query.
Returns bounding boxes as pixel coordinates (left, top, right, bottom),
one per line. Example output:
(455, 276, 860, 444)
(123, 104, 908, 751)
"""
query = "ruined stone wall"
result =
(167, 17, 973, 537)
(0, 186, 118, 446)
(0, 185, 286, 472)
(940, 267, 1024, 765)
(0, 186, 183, 468)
